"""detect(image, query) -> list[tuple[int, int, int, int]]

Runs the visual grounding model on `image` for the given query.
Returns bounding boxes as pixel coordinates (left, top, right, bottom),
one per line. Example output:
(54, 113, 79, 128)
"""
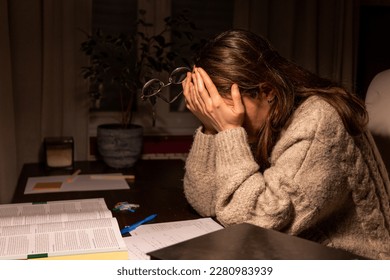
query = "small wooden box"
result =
(44, 137, 74, 169)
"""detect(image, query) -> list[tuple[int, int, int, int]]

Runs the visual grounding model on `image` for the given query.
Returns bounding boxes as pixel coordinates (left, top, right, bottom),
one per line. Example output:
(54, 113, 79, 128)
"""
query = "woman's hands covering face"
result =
(183, 67, 245, 134)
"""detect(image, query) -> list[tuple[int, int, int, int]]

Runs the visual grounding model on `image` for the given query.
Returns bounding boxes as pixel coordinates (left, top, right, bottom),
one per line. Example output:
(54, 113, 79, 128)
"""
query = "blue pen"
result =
(120, 214, 157, 235)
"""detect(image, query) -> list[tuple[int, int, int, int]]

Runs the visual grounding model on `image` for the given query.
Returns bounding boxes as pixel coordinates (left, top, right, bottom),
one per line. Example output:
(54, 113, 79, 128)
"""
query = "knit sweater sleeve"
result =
(184, 127, 218, 216)
(184, 97, 354, 233)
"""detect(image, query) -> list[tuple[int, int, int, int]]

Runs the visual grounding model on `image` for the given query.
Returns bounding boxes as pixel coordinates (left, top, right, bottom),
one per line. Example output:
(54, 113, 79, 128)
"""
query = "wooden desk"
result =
(12, 160, 200, 229)
(13, 160, 366, 260)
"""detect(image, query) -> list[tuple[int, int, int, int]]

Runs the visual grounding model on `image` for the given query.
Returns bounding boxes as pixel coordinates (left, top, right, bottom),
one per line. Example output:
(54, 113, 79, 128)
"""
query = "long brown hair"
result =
(194, 29, 368, 171)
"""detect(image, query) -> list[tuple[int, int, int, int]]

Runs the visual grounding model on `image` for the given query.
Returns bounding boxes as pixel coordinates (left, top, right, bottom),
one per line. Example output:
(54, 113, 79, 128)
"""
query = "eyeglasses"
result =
(141, 67, 190, 103)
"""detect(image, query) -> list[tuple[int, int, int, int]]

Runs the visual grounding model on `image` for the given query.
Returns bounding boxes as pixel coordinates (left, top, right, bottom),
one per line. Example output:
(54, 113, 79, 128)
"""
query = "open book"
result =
(0, 198, 128, 260)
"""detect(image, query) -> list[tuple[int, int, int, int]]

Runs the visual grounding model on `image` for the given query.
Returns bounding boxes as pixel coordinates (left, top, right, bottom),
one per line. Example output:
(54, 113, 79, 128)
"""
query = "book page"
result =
(0, 198, 112, 227)
(0, 217, 127, 260)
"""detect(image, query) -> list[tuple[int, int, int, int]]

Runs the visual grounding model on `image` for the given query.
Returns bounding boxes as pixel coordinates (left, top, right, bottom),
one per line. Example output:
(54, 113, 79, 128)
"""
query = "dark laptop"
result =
(148, 223, 367, 260)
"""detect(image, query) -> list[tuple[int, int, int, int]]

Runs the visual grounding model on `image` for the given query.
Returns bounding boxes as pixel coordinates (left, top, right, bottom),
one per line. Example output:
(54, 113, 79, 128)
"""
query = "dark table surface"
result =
(12, 160, 200, 229)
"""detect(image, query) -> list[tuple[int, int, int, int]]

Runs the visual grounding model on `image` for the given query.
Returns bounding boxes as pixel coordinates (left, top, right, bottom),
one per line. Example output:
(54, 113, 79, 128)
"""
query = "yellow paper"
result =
(32, 251, 129, 260)
(33, 182, 62, 190)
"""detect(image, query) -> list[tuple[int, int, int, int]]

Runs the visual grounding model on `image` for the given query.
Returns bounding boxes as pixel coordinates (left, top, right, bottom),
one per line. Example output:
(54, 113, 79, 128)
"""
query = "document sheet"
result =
(24, 173, 130, 194)
(123, 218, 223, 259)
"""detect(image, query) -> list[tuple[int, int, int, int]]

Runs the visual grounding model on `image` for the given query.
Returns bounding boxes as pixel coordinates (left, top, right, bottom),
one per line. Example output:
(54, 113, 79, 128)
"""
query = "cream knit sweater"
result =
(184, 96, 390, 259)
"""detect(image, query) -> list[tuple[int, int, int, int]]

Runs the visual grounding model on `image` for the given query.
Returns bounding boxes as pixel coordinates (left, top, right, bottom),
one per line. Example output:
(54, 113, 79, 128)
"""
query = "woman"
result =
(182, 29, 390, 259)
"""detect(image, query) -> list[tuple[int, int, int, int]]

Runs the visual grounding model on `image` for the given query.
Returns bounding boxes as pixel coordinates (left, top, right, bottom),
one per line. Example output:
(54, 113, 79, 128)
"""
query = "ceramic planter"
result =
(97, 124, 143, 168)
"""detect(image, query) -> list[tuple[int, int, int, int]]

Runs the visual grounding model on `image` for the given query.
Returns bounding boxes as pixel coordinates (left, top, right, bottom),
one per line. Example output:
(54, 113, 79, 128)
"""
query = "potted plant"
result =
(80, 10, 196, 168)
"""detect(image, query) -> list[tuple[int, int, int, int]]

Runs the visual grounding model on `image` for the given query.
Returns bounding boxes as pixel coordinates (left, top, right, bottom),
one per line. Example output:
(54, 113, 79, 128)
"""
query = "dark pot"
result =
(97, 124, 143, 168)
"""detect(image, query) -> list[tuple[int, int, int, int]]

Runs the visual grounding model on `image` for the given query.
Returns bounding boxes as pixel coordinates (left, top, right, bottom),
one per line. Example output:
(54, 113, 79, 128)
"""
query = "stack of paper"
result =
(123, 218, 223, 259)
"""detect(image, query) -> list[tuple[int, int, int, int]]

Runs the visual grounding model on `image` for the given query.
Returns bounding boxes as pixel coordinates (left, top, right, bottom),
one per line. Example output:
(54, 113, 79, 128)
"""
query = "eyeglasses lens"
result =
(142, 79, 163, 98)
(169, 67, 189, 84)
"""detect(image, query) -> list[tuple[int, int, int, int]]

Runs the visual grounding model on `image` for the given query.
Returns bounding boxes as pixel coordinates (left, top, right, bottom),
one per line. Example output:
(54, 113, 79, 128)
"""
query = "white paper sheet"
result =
(123, 218, 223, 260)
(24, 174, 130, 194)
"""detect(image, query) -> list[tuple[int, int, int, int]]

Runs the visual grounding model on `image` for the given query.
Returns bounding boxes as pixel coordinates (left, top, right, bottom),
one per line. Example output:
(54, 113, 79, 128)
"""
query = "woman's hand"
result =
(183, 67, 245, 133)
(183, 71, 217, 134)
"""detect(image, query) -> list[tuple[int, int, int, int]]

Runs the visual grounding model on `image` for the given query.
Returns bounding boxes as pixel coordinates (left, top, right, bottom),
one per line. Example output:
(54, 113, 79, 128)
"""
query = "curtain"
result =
(0, 0, 18, 203)
(234, 0, 357, 92)
(40, 0, 91, 158)
(0, 0, 91, 203)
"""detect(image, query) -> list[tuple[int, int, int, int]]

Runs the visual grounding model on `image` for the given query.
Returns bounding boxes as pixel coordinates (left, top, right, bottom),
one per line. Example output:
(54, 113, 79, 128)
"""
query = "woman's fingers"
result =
(193, 70, 209, 109)
(183, 72, 194, 109)
(231, 84, 245, 114)
(182, 72, 191, 94)
(196, 67, 220, 102)
(183, 71, 207, 115)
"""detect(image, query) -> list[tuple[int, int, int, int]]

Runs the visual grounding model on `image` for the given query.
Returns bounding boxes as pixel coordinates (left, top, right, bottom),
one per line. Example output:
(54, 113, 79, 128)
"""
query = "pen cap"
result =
(44, 137, 74, 170)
